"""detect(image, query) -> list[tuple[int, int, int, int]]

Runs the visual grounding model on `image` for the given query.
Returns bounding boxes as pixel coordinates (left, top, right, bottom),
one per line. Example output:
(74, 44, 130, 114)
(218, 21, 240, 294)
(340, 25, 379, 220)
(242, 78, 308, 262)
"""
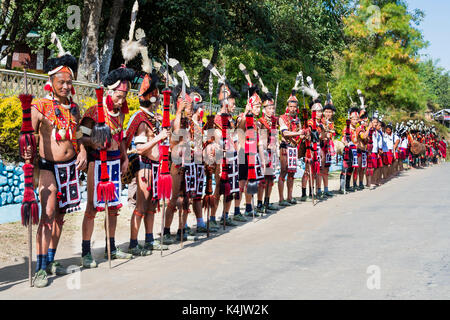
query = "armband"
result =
(80, 126, 92, 136)
(134, 136, 148, 144)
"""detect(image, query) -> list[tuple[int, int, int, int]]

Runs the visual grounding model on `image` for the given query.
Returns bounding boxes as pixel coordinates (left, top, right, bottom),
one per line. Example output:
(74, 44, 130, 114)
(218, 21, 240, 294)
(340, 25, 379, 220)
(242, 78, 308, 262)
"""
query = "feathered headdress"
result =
(286, 71, 302, 105)
(202, 58, 225, 84)
(300, 76, 320, 103)
(323, 82, 335, 112)
(239, 63, 252, 86)
(252, 70, 269, 94)
(168, 58, 190, 88)
(239, 63, 261, 106)
(120, 1, 146, 64)
(44, 32, 78, 94)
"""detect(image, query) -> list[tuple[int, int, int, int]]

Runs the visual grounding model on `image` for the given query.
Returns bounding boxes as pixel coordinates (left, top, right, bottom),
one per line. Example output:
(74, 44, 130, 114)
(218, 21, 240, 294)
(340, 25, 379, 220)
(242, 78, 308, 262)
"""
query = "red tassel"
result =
(158, 174, 172, 200)
(56, 192, 62, 200)
(44, 82, 52, 92)
(97, 181, 116, 203)
(21, 164, 39, 226)
(19, 133, 37, 161)
(30, 202, 39, 225)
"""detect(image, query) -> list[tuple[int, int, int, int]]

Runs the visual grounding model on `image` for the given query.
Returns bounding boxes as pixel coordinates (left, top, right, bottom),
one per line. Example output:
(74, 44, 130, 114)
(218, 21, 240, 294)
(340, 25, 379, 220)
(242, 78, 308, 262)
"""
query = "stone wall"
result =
(0, 161, 25, 206)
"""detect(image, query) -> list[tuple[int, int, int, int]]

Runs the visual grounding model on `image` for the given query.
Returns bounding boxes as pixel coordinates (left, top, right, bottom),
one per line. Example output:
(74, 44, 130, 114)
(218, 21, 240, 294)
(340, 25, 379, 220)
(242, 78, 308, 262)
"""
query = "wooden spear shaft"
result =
(24, 68, 33, 286)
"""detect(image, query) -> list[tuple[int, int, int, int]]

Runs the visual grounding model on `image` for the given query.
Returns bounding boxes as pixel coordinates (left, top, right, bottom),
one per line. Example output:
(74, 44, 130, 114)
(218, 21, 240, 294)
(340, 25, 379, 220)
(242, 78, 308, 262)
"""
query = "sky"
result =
(406, 0, 450, 72)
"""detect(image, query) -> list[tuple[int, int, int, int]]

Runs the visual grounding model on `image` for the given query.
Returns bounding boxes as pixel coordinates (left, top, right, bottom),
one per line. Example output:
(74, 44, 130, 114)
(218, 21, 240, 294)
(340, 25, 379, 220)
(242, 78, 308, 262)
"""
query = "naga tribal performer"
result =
(209, 82, 241, 226)
(161, 84, 198, 243)
(80, 65, 135, 267)
(380, 121, 390, 181)
(124, 70, 170, 256)
(370, 117, 384, 186)
(236, 85, 265, 218)
(355, 110, 370, 190)
(278, 92, 303, 205)
(319, 99, 336, 199)
(397, 131, 409, 171)
(186, 88, 213, 235)
(301, 102, 323, 200)
(256, 92, 278, 214)
(25, 40, 83, 288)
(384, 123, 399, 178)
(338, 107, 358, 194)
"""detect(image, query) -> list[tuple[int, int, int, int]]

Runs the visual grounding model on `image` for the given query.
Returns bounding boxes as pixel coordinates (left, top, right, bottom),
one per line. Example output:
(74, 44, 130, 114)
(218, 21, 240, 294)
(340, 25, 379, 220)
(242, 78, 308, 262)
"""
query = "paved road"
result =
(1, 163, 449, 299)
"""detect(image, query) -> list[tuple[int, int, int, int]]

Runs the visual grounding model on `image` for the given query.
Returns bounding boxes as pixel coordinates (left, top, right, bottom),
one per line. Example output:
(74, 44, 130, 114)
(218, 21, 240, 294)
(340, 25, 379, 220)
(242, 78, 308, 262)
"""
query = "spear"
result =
(19, 67, 39, 286)
(275, 82, 279, 110)
(158, 44, 172, 256)
(179, 76, 186, 247)
(207, 71, 213, 237)
(93, 86, 115, 269)
(300, 73, 314, 205)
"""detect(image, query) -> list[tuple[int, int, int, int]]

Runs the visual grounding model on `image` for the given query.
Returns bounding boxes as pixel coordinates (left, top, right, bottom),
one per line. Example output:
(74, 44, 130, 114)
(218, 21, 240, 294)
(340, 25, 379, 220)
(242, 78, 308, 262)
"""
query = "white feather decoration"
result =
(357, 89, 365, 109)
(50, 32, 69, 57)
(293, 71, 302, 91)
(239, 63, 252, 86)
(168, 58, 190, 87)
(252, 70, 268, 94)
(121, 0, 143, 63)
(202, 58, 225, 83)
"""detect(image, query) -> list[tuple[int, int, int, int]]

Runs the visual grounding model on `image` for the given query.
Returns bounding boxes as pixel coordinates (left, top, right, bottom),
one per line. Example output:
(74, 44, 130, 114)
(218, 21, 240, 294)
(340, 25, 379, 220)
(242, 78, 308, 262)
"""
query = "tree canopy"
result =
(0, 0, 448, 133)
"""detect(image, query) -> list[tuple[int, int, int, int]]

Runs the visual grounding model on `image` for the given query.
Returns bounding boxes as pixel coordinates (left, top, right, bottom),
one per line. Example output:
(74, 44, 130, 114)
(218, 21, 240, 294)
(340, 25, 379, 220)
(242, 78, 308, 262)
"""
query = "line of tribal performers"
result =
(20, 34, 447, 288)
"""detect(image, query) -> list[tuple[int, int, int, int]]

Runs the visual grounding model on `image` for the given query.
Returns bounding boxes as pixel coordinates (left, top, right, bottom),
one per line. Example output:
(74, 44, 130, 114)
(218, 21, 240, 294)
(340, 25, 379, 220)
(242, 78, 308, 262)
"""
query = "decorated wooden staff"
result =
(299, 74, 312, 203)
(310, 110, 319, 206)
(202, 71, 215, 237)
(158, 44, 173, 255)
(239, 63, 260, 219)
(219, 85, 230, 230)
(92, 86, 115, 268)
(19, 68, 39, 286)
(202, 59, 225, 235)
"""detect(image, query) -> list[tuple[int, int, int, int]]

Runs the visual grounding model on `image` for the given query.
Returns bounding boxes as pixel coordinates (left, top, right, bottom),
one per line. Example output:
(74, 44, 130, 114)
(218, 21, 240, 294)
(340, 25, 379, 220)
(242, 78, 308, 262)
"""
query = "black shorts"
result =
(38, 156, 77, 176)
(238, 148, 248, 181)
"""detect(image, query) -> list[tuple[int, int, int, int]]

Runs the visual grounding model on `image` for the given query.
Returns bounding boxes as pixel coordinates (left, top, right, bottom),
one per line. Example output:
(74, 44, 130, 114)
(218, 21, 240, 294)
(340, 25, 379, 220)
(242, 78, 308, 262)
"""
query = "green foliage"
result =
(26, 0, 83, 57)
(334, 0, 428, 116)
(0, 95, 22, 163)
(418, 59, 450, 111)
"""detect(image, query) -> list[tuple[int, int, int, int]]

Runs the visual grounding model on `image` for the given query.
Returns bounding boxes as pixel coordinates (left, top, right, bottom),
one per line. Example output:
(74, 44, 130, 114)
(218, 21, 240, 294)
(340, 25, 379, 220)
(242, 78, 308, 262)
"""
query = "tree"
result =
(77, 0, 103, 82)
(418, 59, 450, 111)
(332, 0, 428, 118)
(99, 0, 125, 81)
(0, 0, 46, 68)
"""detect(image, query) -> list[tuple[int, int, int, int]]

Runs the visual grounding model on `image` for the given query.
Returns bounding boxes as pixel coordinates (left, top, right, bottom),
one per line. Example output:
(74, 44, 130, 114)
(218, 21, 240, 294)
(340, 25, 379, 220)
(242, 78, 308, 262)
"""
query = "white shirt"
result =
(371, 130, 382, 153)
(400, 137, 408, 148)
(384, 132, 394, 150)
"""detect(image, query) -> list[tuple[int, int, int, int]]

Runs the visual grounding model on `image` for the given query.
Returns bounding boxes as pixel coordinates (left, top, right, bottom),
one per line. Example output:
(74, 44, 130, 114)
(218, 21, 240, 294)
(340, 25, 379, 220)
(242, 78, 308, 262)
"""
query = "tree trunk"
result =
(77, 0, 103, 83)
(99, 0, 125, 81)
(198, 42, 220, 91)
